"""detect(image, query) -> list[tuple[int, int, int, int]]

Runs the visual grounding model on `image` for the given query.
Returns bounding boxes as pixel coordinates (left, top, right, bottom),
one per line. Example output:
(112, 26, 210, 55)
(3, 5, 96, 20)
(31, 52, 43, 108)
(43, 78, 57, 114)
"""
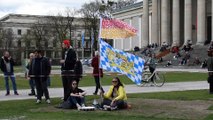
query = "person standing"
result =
(0, 51, 19, 96)
(26, 53, 36, 96)
(28, 50, 51, 104)
(91, 51, 104, 95)
(60, 40, 77, 101)
(207, 49, 213, 94)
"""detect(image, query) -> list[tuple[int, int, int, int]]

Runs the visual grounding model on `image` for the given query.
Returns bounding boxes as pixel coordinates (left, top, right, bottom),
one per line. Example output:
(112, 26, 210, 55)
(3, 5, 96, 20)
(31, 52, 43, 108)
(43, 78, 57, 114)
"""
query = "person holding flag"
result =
(100, 77, 127, 110)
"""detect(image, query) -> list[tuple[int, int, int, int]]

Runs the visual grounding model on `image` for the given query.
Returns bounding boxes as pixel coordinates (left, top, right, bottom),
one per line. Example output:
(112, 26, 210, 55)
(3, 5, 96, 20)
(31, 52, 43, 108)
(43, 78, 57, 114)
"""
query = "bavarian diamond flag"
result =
(100, 39, 145, 85)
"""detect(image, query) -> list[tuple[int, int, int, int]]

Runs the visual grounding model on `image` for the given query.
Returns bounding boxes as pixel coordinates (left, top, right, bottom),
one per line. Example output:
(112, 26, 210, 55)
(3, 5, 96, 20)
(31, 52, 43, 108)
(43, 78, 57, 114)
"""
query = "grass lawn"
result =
(0, 72, 208, 90)
(0, 90, 213, 120)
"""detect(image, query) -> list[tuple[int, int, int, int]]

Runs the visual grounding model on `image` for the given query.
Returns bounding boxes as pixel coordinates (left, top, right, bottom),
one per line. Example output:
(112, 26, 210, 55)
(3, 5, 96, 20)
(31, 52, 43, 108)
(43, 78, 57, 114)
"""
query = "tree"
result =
(3, 28, 14, 51)
(31, 20, 50, 50)
(0, 22, 4, 48)
(48, 9, 76, 49)
(80, 0, 102, 50)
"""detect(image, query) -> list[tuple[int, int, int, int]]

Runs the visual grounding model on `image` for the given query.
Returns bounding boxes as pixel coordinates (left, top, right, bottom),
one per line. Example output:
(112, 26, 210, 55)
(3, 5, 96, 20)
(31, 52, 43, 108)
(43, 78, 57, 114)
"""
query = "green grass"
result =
(0, 72, 208, 90)
(128, 89, 213, 101)
(0, 90, 213, 120)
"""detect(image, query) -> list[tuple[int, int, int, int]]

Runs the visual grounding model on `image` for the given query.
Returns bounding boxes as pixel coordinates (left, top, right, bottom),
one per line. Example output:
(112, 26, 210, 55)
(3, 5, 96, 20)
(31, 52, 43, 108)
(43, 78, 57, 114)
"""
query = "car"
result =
(80, 58, 92, 66)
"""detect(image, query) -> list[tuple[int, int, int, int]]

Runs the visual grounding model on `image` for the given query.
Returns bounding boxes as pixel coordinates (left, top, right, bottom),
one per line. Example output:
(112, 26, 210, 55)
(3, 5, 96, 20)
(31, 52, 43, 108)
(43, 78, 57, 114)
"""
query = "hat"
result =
(63, 40, 70, 47)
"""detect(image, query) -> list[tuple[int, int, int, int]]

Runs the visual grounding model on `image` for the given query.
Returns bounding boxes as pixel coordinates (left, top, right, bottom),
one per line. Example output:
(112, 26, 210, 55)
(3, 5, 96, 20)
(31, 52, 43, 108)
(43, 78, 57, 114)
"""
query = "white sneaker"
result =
(77, 104, 82, 110)
(103, 105, 111, 111)
(81, 104, 85, 107)
(46, 99, 51, 104)
(36, 99, 41, 104)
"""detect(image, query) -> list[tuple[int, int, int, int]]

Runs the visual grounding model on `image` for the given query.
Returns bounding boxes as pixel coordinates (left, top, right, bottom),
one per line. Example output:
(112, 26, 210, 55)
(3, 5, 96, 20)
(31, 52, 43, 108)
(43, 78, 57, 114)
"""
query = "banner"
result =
(81, 32, 84, 48)
(100, 18, 137, 39)
(99, 39, 144, 85)
(91, 34, 94, 48)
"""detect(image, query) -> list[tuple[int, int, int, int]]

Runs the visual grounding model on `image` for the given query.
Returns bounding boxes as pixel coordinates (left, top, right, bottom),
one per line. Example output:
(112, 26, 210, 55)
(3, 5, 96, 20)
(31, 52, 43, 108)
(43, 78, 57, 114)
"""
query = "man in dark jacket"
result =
(207, 49, 213, 94)
(60, 40, 77, 101)
(29, 50, 51, 104)
(0, 51, 19, 96)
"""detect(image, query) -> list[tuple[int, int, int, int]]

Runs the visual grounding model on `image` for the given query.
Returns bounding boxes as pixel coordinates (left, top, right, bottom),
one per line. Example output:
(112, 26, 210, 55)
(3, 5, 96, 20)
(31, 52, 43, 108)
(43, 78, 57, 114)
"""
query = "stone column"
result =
(184, 0, 192, 44)
(197, 0, 206, 45)
(142, 0, 149, 47)
(172, 0, 180, 46)
(151, 0, 158, 44)
(161, 0, 169, 45)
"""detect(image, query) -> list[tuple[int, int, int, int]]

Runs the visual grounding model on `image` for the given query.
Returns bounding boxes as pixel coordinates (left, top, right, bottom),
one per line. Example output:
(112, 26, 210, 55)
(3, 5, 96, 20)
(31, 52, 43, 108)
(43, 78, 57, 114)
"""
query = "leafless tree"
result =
(48, 9, 76, 48)
(80, 0, 102, 50)
(3, 28, 14, 51)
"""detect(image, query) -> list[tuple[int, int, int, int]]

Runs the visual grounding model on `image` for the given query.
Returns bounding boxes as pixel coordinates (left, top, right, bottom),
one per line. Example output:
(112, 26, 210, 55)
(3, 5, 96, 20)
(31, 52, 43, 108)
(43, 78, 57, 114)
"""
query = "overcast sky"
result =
(0, 0, 95, 18)
(0, 0, 142, 18)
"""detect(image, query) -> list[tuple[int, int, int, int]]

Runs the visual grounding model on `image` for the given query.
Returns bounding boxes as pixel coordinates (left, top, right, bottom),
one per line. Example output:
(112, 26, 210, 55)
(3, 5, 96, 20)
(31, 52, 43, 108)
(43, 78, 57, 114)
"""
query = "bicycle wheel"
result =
(139, 73, 150, 87)
(153, 72, 165, 87)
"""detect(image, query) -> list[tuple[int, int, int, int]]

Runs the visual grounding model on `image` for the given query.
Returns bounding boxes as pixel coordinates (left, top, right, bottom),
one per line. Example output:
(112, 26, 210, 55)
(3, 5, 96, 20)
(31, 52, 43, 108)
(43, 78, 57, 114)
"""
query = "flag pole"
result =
(98, 17, 104, 98)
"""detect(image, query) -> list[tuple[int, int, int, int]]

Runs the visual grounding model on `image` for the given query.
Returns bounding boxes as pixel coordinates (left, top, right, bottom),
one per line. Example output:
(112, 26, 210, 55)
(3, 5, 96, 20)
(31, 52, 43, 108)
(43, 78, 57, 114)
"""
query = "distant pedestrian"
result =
(28, 50, 51, 104)
(91, 51, 104, 95)
(207, 49, 213, 94)
(0, 51, 19, 96)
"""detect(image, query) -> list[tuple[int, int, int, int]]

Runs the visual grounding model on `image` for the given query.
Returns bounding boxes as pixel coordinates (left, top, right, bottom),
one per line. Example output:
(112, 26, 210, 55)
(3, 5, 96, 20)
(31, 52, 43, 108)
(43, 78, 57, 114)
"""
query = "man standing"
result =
(29, 50, 51, 104)
(60, 40, 77, 101)
(207, 49, 213, 94)
(0, 51, 19, 95)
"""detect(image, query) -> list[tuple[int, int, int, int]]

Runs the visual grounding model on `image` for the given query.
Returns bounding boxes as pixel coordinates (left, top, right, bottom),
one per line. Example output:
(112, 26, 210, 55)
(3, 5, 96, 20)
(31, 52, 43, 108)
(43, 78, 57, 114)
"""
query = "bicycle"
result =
(139, 67, 165, 87)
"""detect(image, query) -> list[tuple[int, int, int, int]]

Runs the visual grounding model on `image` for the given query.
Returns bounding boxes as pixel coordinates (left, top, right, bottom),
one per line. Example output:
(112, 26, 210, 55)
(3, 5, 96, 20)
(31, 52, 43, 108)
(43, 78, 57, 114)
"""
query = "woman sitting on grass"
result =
(68, 80, 86, 110)
(100, 77, 127, 110)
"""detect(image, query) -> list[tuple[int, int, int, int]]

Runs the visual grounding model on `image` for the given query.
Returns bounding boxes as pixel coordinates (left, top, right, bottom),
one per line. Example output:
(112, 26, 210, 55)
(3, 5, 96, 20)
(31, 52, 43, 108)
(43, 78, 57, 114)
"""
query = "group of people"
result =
(0, 39, 128, 111)
(58, 40, 128, 110)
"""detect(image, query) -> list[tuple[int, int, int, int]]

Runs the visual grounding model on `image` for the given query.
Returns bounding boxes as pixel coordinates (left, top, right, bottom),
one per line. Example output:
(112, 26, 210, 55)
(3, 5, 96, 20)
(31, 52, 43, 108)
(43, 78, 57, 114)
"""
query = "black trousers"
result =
(208, 75, 213, 94)
(94, 76, 104, 94)
(101, 98, 127, 109)
(34, 77, 50, 100)
(62, 71, 75, 101)
(149, 67, 155, 82)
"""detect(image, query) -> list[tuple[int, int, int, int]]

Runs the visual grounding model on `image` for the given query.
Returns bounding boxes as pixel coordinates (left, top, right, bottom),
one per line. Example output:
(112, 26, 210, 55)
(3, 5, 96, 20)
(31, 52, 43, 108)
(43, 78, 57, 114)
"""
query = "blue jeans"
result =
(29, 78, 35, 92)
(4, 72, 17, 93)
(68, 96, 85, 108)
(47, 77, 51, 87)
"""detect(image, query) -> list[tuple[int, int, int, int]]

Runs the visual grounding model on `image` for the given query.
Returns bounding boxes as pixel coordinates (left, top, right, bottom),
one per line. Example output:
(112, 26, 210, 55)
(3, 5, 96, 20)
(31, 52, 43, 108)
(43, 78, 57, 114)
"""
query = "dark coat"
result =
(0, 56, 15, 73)
(28, 57, 51, 77)
(61, 48, 77, 71)
(91, 55, 103, 77)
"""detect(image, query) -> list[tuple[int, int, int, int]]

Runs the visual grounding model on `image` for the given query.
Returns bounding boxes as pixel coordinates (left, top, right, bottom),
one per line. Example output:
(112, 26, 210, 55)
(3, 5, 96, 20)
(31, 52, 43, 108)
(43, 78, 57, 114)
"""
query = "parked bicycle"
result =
(139, 67, 165, 87)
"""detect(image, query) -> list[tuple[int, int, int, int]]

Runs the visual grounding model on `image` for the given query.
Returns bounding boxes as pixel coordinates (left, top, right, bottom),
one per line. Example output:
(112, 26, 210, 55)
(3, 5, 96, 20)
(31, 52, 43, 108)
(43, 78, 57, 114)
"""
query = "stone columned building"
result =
(112, 0, 212, 51)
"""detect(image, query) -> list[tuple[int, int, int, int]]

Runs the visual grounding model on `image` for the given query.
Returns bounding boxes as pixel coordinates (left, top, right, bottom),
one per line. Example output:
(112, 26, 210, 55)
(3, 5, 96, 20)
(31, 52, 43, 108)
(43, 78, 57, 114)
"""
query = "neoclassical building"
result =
(112, 0, 212, 51)
(0, 14, 93, 64)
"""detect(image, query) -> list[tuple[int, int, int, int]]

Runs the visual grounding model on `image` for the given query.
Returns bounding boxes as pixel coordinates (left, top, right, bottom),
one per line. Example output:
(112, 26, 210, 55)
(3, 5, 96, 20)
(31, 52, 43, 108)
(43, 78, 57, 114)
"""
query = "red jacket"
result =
(91, 55, 103, 77)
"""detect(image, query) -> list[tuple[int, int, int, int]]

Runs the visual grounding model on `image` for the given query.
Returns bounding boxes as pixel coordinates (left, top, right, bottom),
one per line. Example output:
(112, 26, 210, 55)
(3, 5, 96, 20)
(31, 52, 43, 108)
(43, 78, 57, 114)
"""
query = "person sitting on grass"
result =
(100, 77, 127, 110)
(68, 80, 86, 110)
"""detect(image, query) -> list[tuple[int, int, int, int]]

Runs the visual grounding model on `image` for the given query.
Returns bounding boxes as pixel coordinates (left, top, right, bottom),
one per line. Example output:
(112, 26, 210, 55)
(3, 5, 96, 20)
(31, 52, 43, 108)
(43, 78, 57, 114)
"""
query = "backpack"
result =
(74, 60, 83, 78)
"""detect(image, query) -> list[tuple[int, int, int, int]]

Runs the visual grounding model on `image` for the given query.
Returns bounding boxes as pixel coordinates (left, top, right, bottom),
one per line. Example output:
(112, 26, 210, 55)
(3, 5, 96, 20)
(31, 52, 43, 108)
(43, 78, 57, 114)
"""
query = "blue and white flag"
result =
(81, 32, 85, 48)
(91, 34, 94, 48)
(99, 39, 145, 85)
